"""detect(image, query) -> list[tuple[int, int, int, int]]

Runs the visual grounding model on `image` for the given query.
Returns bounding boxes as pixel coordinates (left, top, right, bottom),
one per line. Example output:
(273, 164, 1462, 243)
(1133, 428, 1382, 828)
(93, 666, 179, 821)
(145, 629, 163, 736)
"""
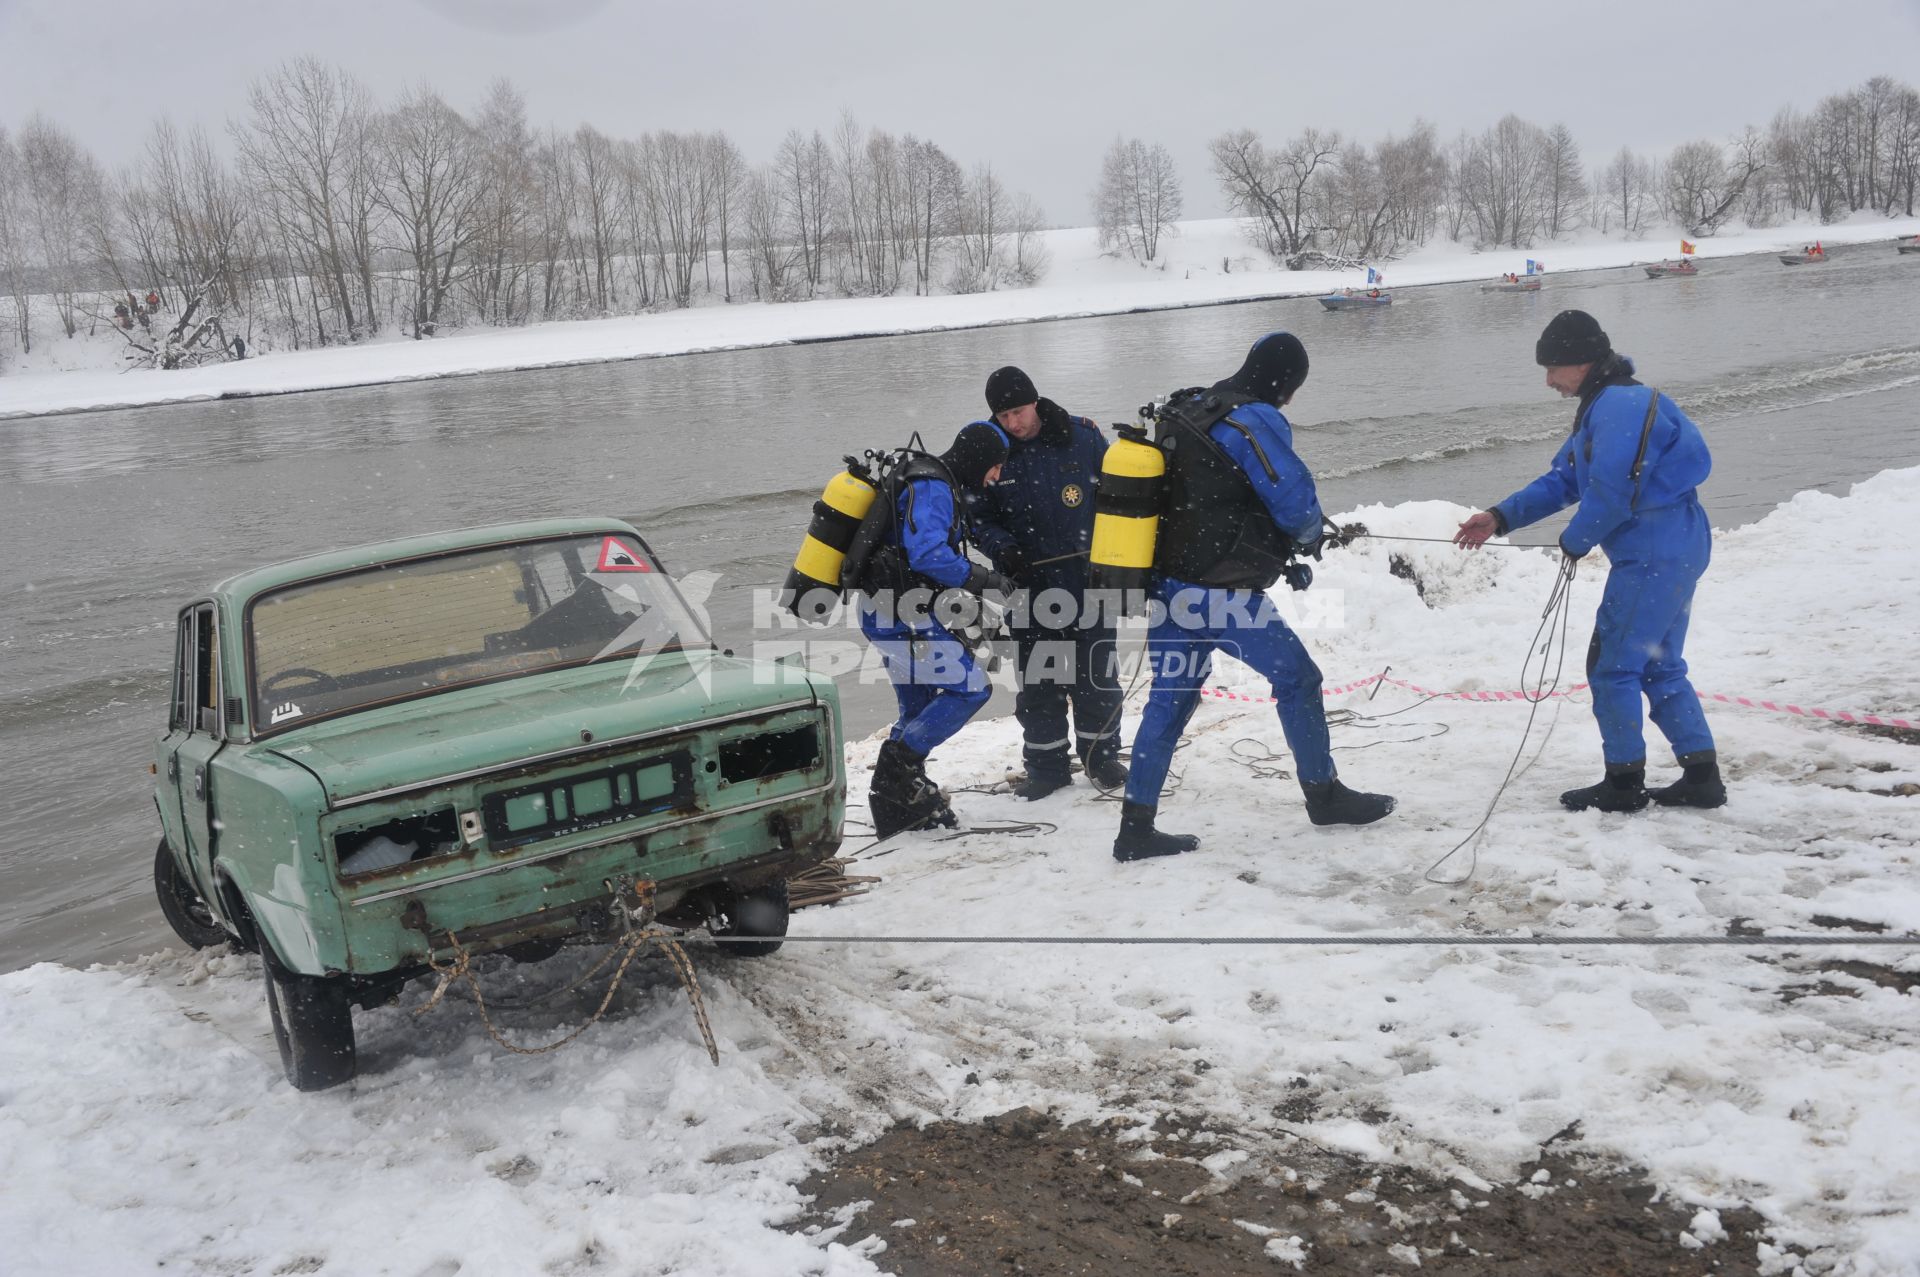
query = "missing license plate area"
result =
(719, 723, 820, 784)
(483, 752, 692, 850)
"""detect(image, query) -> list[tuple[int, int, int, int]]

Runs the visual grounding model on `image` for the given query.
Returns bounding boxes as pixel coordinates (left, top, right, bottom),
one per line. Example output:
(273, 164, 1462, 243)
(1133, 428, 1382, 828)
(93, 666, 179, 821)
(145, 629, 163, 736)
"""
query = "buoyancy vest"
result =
(844, 452, 971, 596)
(1152, 391, 1300, 591)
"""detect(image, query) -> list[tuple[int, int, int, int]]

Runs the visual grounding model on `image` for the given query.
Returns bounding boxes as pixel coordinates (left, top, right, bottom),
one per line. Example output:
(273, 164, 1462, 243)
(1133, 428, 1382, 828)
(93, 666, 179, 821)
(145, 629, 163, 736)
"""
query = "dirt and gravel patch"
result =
(792, 1108, 1775, 1275)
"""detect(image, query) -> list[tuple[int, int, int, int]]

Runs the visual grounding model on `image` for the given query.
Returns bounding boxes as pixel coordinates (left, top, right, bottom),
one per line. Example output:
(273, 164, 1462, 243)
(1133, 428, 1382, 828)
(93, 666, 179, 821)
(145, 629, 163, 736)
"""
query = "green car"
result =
(152, 519, 844, 1091)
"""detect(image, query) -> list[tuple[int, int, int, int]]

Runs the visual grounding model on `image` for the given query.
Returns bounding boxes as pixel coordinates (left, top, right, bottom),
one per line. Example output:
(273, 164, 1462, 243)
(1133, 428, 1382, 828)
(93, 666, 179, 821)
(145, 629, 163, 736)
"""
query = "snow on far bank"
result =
(3, 213, 1918, 421)
(3, 467, 1917, 1275)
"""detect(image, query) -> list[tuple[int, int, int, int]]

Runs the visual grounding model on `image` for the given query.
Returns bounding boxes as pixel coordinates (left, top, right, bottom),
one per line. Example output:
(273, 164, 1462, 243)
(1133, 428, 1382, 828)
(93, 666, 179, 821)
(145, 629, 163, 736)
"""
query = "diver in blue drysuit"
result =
(1454, 309, 1724, 812)
(860, 421, 1013, 836)
(1115, 333, 1397, 862)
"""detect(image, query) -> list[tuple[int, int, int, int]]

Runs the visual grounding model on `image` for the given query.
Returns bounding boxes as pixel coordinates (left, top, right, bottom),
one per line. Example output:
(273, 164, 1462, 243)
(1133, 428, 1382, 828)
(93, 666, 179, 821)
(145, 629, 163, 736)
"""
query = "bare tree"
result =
(1210, 127, 1342, 267)
(573, 124, 621, 313)
(706, 131, 747, 301)
(775, 129, 834, 296)
(901, 135, 963, 296)
(103, 120, 258, 368)
(374, 88, 487, 337)
(234, 58, 381, 343)
(18, 114, 106, 338)
(1595, 146, 1660, 237)
(1664, 129, 1768, 236)
(1377, 121, 1449, 251)
(741, 165, 798, 301)
(1883, 83, 1920, 216)
(467, 79, 537, 326)
(1542, 123, 1585, 236)
(0, 126, 31, 356)
(1457, 115, 1550, 248)
(1094, 137, 1182, 263)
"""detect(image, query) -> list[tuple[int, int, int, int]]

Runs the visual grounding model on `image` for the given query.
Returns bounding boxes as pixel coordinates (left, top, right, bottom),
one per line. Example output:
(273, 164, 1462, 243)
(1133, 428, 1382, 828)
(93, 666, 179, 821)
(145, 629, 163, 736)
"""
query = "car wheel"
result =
(262, 950, 357, 1091)
(153, 838, 228, 950)
(712, 879, 790, 958)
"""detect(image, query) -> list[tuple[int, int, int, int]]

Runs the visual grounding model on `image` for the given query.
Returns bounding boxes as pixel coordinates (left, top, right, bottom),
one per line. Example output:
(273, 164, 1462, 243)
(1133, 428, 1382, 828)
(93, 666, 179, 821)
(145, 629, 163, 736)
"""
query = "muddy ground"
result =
(792, 1108, 1776, 1275)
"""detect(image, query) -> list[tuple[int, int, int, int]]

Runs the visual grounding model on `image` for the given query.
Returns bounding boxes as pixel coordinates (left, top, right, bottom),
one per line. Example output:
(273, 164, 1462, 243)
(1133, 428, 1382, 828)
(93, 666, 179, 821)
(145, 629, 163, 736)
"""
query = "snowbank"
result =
(3, 214, 1918, 421)
(3, 469, 1917, 1275)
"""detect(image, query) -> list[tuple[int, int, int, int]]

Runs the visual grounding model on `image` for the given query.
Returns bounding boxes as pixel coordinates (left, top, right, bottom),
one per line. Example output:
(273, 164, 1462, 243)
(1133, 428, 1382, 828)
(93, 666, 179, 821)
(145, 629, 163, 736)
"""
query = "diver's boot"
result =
(1560, 762, 1649, 813)
(1112, 801, 1199, 862)
(868, 740, 922, 839)
(1080, 746, 1130, 793)
(1650, 751, 1727, 809)
(892, 740, 957, 831)
(1300, 778, 1397, 826)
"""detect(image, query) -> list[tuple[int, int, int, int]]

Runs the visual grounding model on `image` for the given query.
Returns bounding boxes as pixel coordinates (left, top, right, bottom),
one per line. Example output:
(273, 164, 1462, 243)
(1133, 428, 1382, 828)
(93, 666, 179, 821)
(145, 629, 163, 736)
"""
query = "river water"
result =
(3, 248, 1917, 970)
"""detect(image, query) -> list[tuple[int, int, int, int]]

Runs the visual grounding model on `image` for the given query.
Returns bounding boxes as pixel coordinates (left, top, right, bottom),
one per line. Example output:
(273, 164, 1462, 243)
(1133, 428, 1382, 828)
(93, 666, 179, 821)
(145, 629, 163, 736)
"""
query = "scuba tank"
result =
(781, 457, 878, 623)
(1088, 421, 1167, 613)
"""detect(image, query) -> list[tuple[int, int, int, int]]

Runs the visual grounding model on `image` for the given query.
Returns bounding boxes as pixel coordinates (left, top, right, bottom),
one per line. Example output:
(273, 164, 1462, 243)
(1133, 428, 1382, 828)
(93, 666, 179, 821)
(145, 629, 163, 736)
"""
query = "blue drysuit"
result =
(860, 477, 992, 758)
(967, 400, 1125, 779)
(1125, 401, 1333, 806)
(1492, 367, 1717, 766)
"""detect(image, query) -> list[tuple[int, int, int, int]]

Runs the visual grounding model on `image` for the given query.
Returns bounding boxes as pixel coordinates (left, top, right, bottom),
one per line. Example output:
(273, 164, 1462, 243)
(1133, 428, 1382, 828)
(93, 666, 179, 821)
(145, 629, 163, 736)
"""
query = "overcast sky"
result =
(3, 0, 1917, 222)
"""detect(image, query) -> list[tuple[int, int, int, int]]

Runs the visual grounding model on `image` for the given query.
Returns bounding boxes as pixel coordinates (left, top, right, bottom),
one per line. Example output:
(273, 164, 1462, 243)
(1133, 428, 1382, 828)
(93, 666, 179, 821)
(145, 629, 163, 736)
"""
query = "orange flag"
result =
(1680, 240, 1697, 255)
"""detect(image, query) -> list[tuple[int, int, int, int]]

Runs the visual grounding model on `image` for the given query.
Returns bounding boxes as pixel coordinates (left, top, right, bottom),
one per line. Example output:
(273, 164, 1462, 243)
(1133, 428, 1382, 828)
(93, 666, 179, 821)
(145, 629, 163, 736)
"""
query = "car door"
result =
(171, 603, 226, 904)
(154, 610, 195, 859)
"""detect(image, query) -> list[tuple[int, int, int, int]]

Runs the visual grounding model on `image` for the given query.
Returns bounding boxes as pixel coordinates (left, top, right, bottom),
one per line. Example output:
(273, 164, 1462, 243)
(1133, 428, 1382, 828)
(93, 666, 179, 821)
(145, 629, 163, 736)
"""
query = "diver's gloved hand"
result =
(1283, 561, 1314, 592)
(1558, 537, 1587, 563)
(964, 564, 1018, 597)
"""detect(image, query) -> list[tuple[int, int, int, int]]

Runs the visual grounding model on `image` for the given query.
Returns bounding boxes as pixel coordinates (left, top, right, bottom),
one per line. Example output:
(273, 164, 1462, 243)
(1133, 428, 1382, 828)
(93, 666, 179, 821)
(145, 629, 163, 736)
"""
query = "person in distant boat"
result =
(1453, 310, 1725, 814)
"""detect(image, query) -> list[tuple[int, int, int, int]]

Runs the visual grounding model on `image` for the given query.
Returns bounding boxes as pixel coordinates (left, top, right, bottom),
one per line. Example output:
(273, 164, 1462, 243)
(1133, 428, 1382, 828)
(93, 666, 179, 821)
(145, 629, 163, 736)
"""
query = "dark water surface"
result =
(4, 247, 1918, 970)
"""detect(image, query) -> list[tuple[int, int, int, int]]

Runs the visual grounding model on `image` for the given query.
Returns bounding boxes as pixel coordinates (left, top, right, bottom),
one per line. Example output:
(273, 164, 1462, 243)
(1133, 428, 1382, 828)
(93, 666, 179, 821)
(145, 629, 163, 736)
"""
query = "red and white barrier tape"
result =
(1194, 675, 1914, 731)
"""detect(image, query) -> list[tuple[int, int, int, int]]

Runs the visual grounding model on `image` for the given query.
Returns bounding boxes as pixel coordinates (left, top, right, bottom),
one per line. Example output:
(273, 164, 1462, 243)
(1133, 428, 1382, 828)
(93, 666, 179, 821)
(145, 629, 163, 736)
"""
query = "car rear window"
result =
(248, 534, 706, 732)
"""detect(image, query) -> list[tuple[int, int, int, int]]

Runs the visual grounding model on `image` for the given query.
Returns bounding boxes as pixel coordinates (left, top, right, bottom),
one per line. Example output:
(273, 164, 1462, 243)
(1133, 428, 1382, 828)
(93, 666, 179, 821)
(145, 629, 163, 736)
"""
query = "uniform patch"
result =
(1061, 483, 1085, 508)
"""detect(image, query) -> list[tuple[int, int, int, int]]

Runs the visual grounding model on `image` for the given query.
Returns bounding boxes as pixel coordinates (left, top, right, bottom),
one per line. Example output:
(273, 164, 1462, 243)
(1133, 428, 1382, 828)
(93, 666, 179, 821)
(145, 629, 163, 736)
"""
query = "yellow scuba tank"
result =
(782, 458, 879, 622)
(1089, 424, 1165, 611)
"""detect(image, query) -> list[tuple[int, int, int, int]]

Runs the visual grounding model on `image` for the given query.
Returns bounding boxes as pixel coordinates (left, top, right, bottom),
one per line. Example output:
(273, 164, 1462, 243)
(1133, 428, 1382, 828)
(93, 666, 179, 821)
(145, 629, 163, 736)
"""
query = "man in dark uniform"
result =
(1454, 310, 1723, 812)
(1117, 333, 1395, 861)
(968, 366, 1129, 799)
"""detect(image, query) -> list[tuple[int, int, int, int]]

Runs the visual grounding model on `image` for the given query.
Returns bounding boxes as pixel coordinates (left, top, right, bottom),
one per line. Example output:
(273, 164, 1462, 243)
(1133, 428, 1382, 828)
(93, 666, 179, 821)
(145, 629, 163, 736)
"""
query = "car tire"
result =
(153, 838, 228, 950)
(262, 949, 358, 1091)
(712, 879, 790, 958)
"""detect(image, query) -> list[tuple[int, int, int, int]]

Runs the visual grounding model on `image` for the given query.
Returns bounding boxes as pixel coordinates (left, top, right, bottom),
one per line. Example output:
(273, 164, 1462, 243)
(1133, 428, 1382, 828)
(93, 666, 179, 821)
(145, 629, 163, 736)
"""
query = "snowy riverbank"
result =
(3, 214, 1918, 422)
(3, 467, 1917, 1274)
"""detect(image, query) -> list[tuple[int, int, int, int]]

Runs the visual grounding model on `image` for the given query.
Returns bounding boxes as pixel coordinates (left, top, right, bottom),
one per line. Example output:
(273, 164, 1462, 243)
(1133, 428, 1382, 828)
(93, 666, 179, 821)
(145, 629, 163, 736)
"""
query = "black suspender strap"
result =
(1628, 389, 1661, 504)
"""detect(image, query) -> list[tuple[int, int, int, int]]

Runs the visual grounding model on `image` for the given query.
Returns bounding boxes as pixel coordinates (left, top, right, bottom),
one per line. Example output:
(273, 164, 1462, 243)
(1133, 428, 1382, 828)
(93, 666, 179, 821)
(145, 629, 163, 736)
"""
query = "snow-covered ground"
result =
(4, 214, 1918, 421)
(4, 468, 1917, 1275)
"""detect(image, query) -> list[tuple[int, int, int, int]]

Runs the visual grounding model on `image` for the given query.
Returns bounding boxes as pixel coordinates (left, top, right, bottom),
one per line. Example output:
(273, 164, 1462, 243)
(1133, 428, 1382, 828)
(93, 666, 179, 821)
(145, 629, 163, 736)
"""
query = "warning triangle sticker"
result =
(595, 536, 651, 572)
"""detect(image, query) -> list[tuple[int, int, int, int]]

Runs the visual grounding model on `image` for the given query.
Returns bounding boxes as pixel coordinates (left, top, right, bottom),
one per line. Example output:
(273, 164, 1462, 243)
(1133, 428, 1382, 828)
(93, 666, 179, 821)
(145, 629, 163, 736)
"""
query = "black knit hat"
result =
(941, 421, 1010, 488)
(1535, 310, 1611, 367)
(984, 366, 1039, 416)
(1218, 332, 1309, 407)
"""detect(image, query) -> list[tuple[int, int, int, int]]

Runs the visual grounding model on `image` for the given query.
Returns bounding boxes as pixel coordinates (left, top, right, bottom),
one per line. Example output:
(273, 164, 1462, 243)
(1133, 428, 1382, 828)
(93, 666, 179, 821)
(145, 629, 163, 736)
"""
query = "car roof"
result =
(212, 517, 646, 599)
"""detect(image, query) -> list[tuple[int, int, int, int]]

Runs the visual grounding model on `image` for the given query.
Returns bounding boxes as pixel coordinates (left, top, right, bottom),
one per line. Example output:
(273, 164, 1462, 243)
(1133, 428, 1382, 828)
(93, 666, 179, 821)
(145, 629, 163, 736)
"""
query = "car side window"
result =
(171, 612, 193, 732)
(192, 604, 220, 736)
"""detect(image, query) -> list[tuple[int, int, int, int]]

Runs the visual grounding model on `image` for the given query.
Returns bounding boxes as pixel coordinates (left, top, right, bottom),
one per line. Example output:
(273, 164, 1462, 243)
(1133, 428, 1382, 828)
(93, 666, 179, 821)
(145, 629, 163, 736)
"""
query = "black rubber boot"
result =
(1014, 770, 1071, 801)
(871, 740, 952, 837)
(1560, 762, 1649, 813)
(1650, 751, 1727, 809)
(1112, 801, 1199, 862)
(1300, 778, 1397, 826)
(1080, 748, 1129, 792)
